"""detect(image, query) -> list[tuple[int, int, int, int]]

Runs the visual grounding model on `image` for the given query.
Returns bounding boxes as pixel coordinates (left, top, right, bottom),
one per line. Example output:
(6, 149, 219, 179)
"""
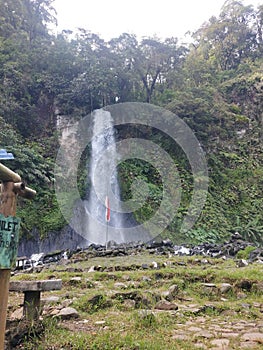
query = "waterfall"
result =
(57, 108, 152, 248)
(84, 109, 124, 245)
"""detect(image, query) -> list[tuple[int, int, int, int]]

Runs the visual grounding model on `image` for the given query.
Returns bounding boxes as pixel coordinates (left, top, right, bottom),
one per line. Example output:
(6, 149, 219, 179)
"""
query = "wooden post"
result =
(0, 163, 36, 350)
(24, 291, 41, 321)
(0, 270, 10, 350)
(0, 181, 16, 350)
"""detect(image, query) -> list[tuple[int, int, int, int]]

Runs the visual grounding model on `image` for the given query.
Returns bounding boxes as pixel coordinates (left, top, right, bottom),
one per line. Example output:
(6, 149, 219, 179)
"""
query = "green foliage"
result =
(73, 294, 112, 314)
(0, 0, 262, 245)
(233, 216, 263, 246)
(134, 310, 157, 329)
(236, 245, 256, 259)
(185, 228, 220, 245)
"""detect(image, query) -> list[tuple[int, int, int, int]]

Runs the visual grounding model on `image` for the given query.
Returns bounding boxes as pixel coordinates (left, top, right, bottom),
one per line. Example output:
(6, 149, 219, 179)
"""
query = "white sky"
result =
(53, 0, 262, 42)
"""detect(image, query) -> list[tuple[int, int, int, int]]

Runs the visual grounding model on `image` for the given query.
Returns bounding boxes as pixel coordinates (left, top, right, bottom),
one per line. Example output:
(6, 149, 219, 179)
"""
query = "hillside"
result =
(0, 0, 262, 248)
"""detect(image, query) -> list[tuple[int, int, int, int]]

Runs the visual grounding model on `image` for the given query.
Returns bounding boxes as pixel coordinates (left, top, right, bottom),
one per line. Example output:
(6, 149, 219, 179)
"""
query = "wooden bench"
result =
(9, 279, 62, 321)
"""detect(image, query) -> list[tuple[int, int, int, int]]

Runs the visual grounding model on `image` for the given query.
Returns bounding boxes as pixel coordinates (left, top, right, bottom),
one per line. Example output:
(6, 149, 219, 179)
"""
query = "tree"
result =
(109, 33, 142, 102)
(109, 34, 186, 103)
(22, 0, 57, 44)
(134, 37, 184, 103)
(0, 0, 57, 137)
(255, 4, 263, 54)
(193, 0, 258, 71)
(0, 0, 56, 42)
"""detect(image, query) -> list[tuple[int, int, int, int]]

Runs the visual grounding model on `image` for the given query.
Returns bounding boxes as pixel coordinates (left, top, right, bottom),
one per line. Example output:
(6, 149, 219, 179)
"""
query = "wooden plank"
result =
(9, 279, 62, 292)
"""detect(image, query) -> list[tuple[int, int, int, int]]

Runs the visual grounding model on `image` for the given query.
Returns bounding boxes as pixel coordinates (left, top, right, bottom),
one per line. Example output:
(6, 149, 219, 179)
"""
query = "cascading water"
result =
(84, 109, 125, 245)
(67, 107, 152, 246)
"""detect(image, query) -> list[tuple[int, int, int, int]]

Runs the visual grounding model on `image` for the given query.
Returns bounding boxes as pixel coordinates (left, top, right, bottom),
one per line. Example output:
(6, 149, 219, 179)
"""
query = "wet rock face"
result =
(18, 225, 89, 257)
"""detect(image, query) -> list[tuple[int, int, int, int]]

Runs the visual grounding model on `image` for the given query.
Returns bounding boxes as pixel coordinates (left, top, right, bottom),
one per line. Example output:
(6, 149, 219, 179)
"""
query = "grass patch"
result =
(8, 253, 263, 350)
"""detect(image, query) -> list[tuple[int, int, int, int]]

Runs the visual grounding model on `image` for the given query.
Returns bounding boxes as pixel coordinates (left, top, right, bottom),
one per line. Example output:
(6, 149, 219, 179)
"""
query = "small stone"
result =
(240, 332, 263, 343)
(55, 307, 79, 319)
(201, 283, 218, 296)
(49, 309, 60, 316)
(188, 326, 202, 332)
(142, 276, 151, 282)
(122, 275, 131, 281)
(231, 324, 245, 330)
(237, 259, 249, 267)
(161, 291, 170, 299)
(141, 264, 149, 269)
(61, 299, 73, 308)
(221, 332, 239, 338)
(246, 322, 257, 327)
(202, 283, 217, 287)
(220, 297, 228, 301)
(209, 325, 222, 331)
(240, 341, 261, 349)
(150, 261, 158, 269)
(164, 284, 179, 301)
(154, 300, 178, 311)
(197, 331, 214, 339)
(237, 292, 247, 299)
(172, 333, 189, 340)
(219, 283, 232, 294)
(194, 343, 207, 349)
(252, 302, 262, 308)
(9, 307, 23, 321)
(201, 259, 209, 264)
(95, 320, 106, 325)
(114, 282, 128, 289)
(41, 296, 60, 304)
(122, 299, 136, 310)
(168, 284, 179, 296)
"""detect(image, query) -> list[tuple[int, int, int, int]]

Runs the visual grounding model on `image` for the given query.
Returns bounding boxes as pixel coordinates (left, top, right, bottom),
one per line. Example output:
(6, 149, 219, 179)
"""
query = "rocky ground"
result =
(5, 235, 263, 349)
